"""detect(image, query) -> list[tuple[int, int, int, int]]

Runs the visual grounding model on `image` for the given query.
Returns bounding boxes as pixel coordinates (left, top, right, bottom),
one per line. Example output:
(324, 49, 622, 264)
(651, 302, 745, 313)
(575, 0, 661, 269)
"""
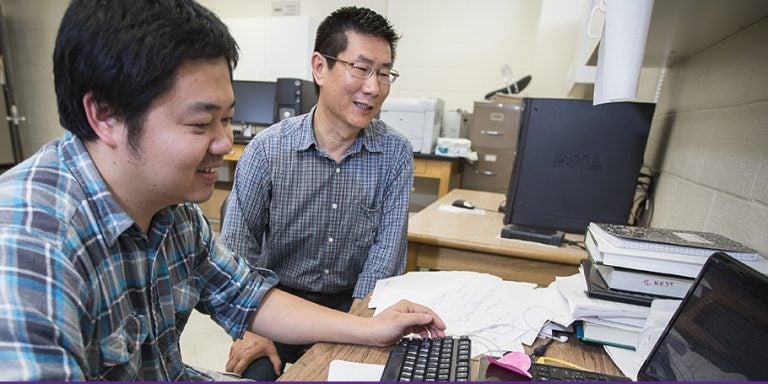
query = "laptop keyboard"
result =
(529, 362, 630, 381)
(380, 336, 472, 381)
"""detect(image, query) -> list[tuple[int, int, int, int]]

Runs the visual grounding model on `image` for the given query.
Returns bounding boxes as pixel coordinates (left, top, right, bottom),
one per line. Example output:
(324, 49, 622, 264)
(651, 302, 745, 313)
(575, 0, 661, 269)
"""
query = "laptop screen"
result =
(638, 252, 768, 381)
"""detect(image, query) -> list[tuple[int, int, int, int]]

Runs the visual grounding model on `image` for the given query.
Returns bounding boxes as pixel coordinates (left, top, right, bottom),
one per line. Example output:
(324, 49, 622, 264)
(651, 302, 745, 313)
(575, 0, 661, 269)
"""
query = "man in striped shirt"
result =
(221, 6, 414, 380)
(0, 0, 445, 381)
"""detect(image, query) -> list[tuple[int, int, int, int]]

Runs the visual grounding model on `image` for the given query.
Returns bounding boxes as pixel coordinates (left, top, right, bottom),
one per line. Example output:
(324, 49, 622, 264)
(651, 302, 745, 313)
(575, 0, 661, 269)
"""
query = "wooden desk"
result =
(278, 296, 623, 381)
(407, 189, 587, 286)
(413, 154, 462, 197)
(224, 144, 462, 197)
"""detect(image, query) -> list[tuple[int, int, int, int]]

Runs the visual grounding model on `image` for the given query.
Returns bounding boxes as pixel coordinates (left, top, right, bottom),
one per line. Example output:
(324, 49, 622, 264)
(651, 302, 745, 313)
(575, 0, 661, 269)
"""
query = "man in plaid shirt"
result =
(0, 0, 445, 380)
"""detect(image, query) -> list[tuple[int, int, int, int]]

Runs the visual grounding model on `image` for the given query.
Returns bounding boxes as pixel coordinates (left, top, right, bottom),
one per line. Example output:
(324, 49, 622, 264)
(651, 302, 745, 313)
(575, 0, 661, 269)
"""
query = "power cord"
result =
(527, 334, 589, 371)
(529, 337, 555, 359)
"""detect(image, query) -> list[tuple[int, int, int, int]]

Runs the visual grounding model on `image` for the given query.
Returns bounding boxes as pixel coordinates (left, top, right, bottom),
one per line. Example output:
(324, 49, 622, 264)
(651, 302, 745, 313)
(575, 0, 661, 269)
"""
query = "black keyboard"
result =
(529, 363, 630, 381)
(479, 356, 631, 381)
(380, 336, 472, 382)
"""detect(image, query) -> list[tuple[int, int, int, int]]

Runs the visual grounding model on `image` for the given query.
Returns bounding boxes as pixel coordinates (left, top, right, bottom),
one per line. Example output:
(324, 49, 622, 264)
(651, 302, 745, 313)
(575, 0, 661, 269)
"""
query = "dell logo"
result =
(553, 153, 603, 170)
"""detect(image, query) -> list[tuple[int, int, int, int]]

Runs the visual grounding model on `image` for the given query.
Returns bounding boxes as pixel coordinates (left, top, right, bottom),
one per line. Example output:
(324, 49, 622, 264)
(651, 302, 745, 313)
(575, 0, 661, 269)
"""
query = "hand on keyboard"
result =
(368, 299, 446, 347)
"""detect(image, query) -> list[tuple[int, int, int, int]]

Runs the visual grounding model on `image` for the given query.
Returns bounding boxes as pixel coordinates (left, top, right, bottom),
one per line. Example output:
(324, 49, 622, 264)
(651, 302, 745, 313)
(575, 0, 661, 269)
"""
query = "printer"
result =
(379, 97, 444, 154)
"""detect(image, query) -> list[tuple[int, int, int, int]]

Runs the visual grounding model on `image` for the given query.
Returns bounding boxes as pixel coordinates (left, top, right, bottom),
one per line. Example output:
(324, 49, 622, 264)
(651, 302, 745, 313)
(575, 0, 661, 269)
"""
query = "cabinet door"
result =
(225, 17, 317, 82)
(469, 101, 522, 149)
(462, 148, 516, 193)
(0, 89, 13, 164)
(0, 4, 23, 166)
(226, 18, 268, 81)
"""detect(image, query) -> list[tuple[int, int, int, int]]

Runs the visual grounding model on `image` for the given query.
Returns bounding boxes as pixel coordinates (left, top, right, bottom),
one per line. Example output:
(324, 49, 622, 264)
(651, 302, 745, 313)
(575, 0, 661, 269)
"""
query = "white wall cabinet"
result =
(224, 16, 318, 82)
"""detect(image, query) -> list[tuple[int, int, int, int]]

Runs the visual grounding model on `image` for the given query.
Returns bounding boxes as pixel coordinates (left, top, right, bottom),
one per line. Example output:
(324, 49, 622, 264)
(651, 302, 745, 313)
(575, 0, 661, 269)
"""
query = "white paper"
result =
(327, 360, 384, 381)
(594, 0, 655, 105)
(368, 271, 556, 356)
(604, 299, 680, 380)
(555, 272, 650, 319)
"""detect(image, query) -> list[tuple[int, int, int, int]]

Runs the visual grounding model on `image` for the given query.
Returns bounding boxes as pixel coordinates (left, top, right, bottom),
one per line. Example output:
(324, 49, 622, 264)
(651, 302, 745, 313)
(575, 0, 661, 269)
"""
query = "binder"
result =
(581, 258, 654, 307)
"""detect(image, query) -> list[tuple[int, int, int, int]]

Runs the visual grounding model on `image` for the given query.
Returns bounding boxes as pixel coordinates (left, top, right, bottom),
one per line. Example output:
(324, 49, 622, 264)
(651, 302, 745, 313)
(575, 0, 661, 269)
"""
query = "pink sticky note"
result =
(486, 352, 533, 378)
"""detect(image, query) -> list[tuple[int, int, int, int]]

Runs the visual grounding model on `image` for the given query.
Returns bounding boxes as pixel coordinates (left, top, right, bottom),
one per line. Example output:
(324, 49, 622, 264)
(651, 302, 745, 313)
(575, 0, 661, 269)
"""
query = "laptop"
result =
(637, 251, 768, 381)
(478, 252, 768, 381)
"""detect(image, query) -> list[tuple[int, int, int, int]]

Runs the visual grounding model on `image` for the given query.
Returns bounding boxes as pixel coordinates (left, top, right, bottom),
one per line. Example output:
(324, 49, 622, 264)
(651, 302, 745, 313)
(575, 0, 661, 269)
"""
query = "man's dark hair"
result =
(53, 0, 239, 150)
(313, 6, 400, 93)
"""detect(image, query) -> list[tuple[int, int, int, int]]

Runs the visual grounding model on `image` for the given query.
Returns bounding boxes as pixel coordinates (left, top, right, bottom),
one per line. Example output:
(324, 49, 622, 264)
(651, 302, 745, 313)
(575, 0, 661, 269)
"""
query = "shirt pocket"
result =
(352, 202, 380, 247)
(98, 314, 149, 380)
(172, 276, 198, 315)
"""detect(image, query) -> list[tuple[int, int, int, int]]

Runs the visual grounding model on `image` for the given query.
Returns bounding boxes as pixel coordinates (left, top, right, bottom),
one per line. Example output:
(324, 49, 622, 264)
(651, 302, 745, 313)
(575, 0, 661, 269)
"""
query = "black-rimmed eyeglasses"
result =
(322, 54, 399, 85)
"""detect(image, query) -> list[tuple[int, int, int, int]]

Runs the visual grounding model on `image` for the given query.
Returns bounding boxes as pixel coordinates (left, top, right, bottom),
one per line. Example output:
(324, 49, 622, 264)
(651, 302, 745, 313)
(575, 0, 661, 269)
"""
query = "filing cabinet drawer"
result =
(469, 100, 522, 149)
(462, 148, 516, 193)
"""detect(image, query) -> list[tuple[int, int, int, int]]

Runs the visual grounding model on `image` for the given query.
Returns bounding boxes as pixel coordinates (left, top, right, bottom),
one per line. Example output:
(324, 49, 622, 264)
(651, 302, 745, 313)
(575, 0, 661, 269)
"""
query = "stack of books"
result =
(577, 222, 760, 350)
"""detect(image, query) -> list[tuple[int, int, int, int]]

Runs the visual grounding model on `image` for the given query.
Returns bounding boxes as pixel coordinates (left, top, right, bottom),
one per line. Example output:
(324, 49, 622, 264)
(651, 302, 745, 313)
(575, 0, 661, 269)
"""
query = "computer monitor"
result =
(503, 98, 655, 234)
(638, 252, 768, 381)
(231, 80, 277, 126)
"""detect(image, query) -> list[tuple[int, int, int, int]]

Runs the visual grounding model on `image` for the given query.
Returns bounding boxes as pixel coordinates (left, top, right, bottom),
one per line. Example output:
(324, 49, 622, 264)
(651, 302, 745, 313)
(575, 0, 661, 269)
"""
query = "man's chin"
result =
(186, 187, 216, 204)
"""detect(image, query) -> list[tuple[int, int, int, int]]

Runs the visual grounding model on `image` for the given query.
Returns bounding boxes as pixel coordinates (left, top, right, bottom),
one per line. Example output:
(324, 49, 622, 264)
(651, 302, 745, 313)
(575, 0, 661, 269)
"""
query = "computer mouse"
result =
(452, 199, 475, 209)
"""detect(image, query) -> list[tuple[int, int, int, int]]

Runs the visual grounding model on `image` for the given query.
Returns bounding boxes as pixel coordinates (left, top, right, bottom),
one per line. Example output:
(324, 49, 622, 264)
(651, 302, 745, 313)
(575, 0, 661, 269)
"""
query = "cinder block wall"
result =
(645, 18, 768, 256)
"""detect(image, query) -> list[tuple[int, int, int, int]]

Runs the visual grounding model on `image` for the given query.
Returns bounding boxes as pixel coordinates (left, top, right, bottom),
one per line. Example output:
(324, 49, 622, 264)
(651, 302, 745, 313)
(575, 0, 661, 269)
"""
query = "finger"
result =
(400, 300, 447, 331)
(267, 352, 283, 376)
(225, 357, 238, 373)
(399, 313, 435, 334)
(233, 359, 250, 375)
(419, 308, 447, 331)
(265, 346, 283, 376)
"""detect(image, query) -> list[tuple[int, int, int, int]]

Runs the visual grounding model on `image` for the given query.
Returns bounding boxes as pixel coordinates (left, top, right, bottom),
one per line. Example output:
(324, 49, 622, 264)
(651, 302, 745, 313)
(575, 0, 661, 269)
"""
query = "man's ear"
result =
(311, 52, 327, 87)
(83, 91, 120, 148)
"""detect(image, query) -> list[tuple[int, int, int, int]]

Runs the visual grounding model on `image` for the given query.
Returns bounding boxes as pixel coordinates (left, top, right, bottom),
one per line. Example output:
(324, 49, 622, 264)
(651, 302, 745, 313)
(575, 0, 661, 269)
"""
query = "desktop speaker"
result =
(275, 78, 318, 121)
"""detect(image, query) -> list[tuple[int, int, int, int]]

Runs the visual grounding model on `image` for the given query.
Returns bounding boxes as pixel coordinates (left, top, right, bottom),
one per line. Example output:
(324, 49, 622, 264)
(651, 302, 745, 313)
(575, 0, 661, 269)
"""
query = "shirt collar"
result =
(58, 132, 175, 245)
(293, 106, 385, 155)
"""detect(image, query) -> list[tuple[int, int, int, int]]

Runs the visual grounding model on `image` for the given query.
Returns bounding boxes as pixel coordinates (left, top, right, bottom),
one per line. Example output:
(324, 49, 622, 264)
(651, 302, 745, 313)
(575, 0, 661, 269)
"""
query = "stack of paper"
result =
(554, 273, 650, 320)
(583, 222, 764, 305)
(587, 222, 759, 278)
(556, 270, 652, 351)
(604, 300, 681, 380)
(367, 269, 691, 379)
(369, 271, 566, 357)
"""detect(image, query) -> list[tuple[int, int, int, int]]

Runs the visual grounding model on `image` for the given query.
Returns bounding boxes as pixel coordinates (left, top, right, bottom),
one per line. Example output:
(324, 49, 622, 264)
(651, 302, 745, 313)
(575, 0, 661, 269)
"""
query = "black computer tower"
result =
(275, 78, 318, 121)
(503, 98, 655, 233)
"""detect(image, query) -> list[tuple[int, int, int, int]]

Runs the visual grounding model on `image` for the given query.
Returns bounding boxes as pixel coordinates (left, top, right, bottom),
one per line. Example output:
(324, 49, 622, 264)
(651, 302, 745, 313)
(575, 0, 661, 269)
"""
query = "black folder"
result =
(581, 258, 654, 307)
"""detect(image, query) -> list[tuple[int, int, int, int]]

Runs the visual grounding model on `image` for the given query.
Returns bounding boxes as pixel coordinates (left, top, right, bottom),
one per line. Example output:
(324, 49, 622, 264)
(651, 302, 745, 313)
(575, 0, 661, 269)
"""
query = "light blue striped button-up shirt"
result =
(222, 108, 413, 299)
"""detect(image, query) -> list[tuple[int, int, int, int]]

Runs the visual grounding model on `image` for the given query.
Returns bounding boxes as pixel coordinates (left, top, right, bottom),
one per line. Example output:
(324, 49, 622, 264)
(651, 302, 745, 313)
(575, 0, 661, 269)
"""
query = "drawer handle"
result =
(480, 130, 503, 136)
(479, 171, 497, 176)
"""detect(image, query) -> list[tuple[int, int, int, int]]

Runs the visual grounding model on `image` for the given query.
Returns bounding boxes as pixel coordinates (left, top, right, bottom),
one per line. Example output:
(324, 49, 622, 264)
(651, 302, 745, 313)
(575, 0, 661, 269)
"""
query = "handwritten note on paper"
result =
(368, 271, 572, 356)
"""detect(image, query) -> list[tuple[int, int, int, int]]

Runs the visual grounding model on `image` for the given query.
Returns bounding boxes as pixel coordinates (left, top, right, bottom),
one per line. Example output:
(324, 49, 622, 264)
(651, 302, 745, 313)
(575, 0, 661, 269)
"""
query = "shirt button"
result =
(127, 343, 135, 353)
(332, 203, 338, 209)
(324, 269, 330, 274)
(335, 168, 341, 174)
(328, 237, 334, 243)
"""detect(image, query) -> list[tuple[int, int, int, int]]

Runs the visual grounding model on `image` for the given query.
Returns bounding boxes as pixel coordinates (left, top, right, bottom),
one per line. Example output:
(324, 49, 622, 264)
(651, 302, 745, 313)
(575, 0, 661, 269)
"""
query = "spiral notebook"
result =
(588, 223, 759, 260)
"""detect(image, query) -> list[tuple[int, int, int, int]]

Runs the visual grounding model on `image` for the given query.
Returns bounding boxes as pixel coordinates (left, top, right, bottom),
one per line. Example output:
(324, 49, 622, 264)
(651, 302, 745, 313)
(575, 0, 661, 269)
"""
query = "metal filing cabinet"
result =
(463, 99, 523, 193)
